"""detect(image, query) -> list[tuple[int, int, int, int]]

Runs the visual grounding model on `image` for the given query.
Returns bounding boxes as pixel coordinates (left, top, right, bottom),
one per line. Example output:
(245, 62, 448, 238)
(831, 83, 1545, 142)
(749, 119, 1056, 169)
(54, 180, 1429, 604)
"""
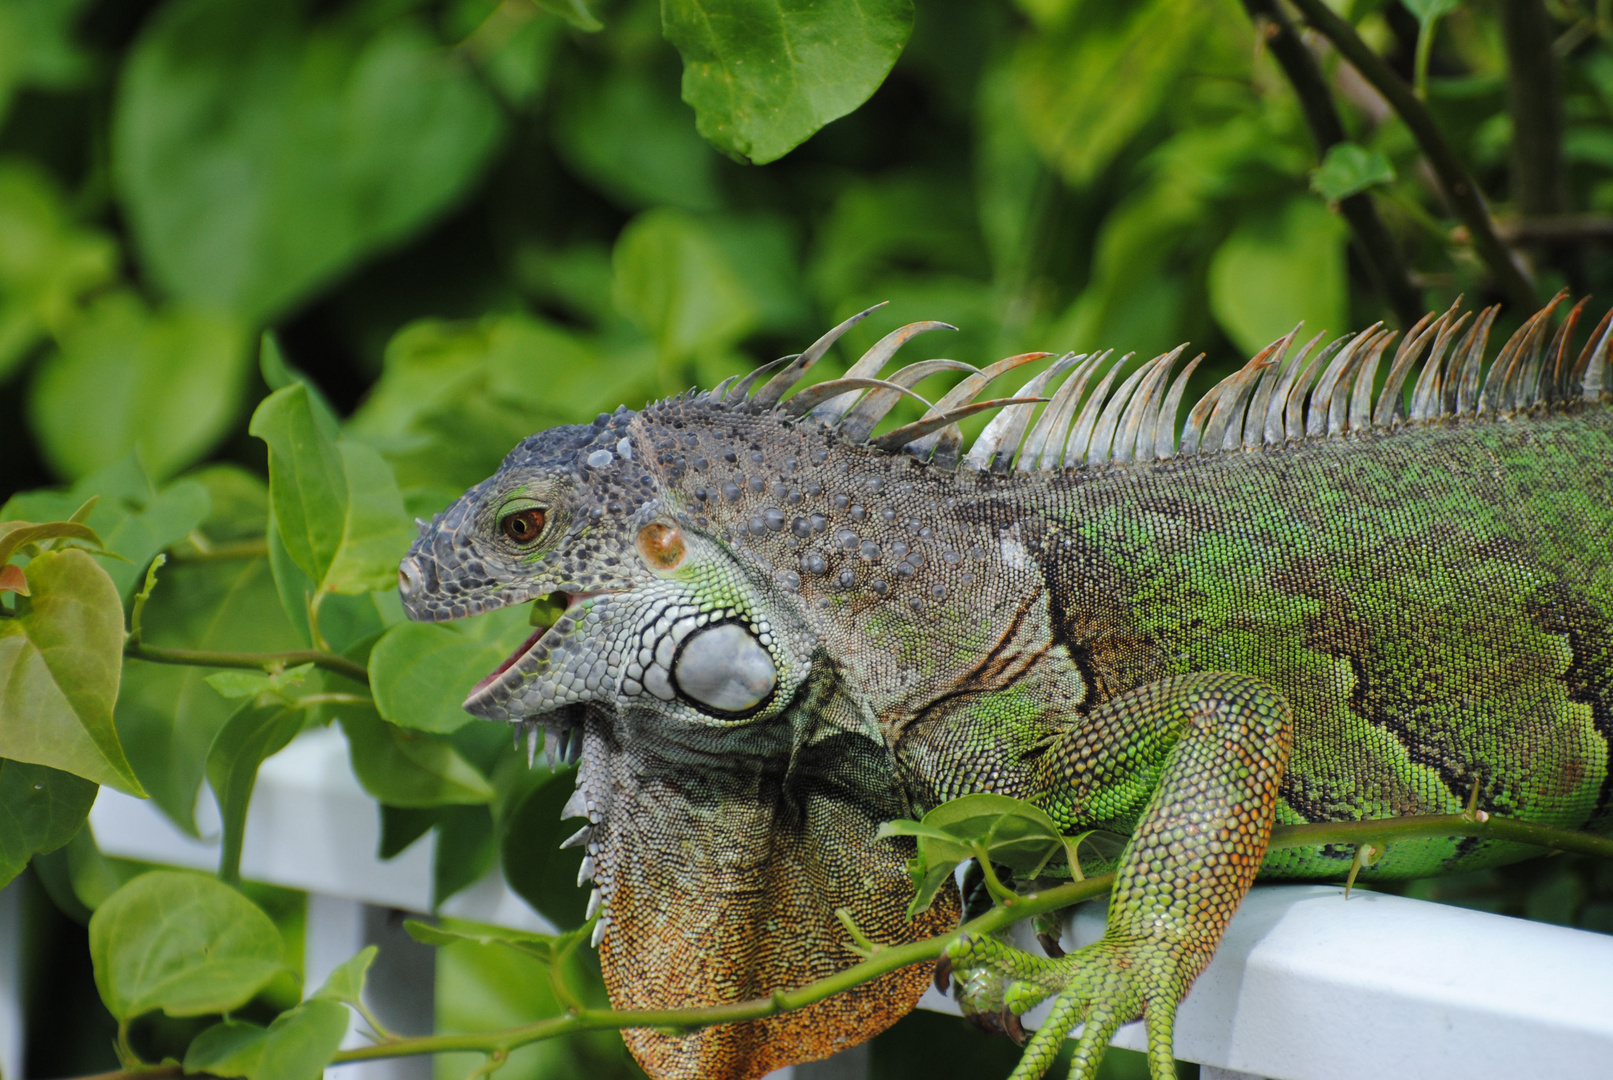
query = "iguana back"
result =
(400, 295, 1613, 1080)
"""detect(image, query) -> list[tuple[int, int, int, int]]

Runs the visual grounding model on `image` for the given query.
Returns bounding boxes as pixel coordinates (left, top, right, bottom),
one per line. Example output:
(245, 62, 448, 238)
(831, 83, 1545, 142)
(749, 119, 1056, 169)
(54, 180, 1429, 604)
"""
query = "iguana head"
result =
(398, 317, 971, 1078)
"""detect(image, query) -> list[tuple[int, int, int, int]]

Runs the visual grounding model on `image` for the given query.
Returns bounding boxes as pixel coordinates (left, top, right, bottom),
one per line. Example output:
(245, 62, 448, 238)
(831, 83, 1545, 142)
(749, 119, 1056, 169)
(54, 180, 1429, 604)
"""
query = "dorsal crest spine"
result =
(681, 290, 1613, 474)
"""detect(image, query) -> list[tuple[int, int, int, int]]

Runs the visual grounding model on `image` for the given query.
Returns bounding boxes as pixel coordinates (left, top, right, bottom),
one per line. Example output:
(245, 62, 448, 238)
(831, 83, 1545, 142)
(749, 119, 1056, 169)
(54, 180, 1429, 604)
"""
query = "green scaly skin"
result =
(399, 304, 1613, 1080)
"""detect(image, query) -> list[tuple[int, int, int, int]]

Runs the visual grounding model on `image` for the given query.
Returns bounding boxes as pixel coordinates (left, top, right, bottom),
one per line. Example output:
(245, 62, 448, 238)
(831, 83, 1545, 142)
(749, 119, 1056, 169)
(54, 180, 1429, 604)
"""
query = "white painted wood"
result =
(0, 879, 24, 1080)
(79, 729, 1613, 1079)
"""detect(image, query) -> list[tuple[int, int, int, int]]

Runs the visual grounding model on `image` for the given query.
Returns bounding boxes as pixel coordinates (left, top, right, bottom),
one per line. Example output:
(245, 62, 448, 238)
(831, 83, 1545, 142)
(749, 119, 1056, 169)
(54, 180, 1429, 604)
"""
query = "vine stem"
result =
(1286, 0, 1539, 310)
(123, 640, 370, 685)
(67, 812, 1613, 1076)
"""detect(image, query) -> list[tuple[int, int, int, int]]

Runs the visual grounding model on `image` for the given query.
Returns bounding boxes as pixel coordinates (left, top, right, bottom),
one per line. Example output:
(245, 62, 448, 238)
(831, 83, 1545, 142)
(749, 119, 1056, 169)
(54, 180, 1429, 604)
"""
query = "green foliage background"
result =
(4, 0, 1613, 1076)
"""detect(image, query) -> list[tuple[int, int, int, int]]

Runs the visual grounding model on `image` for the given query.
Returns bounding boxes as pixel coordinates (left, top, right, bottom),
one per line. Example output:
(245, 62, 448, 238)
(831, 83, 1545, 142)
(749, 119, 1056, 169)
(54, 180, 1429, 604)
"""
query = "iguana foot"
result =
(946, 931, 1184, 1080)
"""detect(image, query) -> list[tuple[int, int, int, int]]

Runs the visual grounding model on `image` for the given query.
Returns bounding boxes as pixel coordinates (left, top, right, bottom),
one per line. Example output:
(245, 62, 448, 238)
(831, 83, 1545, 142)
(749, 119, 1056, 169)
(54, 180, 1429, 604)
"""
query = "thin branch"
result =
(124, 640, 370, 685)
(1287, 0, 1539, 310)
(1500, 0, 1567, 220)
(1464, 213, 1613, 244)
(1244, 0, 1424, 327)
(66, 811, 1613, 1078)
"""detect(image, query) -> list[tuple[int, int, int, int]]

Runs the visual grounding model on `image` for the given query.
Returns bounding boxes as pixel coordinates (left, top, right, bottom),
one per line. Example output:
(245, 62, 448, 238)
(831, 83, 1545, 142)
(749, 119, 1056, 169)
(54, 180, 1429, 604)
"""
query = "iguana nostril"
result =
(398, 558, 422, 596)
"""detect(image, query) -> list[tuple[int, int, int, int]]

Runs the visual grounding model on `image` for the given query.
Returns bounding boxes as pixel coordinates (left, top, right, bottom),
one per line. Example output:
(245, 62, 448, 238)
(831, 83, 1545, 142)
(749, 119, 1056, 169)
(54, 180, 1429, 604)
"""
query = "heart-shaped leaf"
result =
(0, 548, 142, 794)
(89, 870, 285, 1021)
(183, 999, 349, 1080)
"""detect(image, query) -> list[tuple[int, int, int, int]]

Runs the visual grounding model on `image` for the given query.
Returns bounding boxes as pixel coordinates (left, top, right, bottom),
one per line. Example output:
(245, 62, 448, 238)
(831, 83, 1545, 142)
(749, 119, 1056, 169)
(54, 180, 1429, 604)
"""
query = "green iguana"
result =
(397, 292, 1613, 1080)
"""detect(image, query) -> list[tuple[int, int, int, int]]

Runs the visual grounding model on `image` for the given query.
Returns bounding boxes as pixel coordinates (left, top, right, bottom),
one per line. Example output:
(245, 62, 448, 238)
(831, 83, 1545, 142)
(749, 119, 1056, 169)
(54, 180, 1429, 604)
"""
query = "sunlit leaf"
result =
(370, 605, 533, 734)
(183, 999, 349, 1080)
(662, 0, 913, 164)
(0, 759, 97, 889)
(0, 548, 142, 794)
(1311, 142, 1396, 201)
(114, 0, 507, 324)
(336, 706, 494, 808)
(1209, 196, 1348, 356)
(89, 869, 285, 1021)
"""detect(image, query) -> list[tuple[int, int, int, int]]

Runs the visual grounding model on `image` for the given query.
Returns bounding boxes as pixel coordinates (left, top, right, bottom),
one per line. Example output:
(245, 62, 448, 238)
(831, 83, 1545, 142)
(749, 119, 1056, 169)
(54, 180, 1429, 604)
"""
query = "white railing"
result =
(4, 727, 1612, 1080)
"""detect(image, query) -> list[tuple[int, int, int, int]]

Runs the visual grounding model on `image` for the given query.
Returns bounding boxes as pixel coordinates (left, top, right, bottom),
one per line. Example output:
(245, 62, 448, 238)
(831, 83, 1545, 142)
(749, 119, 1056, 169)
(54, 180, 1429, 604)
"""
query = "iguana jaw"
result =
(464, 589, 616, 702)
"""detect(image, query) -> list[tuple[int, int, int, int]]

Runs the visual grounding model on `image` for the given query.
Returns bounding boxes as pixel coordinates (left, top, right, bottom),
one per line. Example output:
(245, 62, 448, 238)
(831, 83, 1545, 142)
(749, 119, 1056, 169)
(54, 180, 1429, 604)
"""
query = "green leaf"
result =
(369, 605, 534, 734)
(499, 767, 589, 929)
(204, 664, 314, 701)
(117, 541, 303, 834)
(89, 869, 285, 1021)
(0, 548, 142, 793)
(1009, 0, 1219, 187)
(251, 384, 413, 598)
(3, 457, 213, 599)
(1403, 0, 1461, 25)
(0, 759, 97, 889)
(207, 702, 305, 885)
(662, 0, 914, 164)
(0, 519, 102, 565)
(0, 160, 117, 379)
(29, 292, 249, 482)
(1310, 142, 1396, 201)
(552, 67, 721, 211)
(336, 706, 494, 808)
(405, 918, 591, 965)
(534, 0, 602, 31)
(183, 999, 349, 1080)
(113, 0, 506, 325)
(612, 208, 757, 366)
(311, 944, 376, 1006)
(877, 793, 1077, 917)
(433, 804, 497, 907)
(1209, 197, 1348, 356)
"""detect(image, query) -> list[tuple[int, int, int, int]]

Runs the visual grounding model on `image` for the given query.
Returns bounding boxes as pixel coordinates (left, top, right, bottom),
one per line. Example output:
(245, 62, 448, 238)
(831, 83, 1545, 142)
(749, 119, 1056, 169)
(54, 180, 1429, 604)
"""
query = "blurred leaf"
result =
(705, 212, 810, 334)
(206, 701, 304, 884)
(1009, 0, 1217, 187)
(0, 548, 142, 794)
(29, 293, 249, 481)
(311, 944, 376, 1006)
(536, 0, 603, 31)
(114, 0, 506, 324)
(1311, 142, 1395, 201)
(183, 999, 348, 1080)
(349, 314, 658, 492)
(0, 0, 95, 124)
(90, 870, 285, 1021)
(433, 804, 497, 907)
(251, 384, 414, 599)
(336, 706, 494, 807)
(370, 604, 533, 734)
(0, 160, 117, 379)
(62, 822, 130, 910)
(809, 175, 986, 307)
(1403, 0, 1461, 24)
(0, 759, 96, 889)
(553, 66, 721, 210)
(613, 207, 756, 369)
(0, 564, 27, 595)
(1209, 196, 1348, 355)
(378, 804, 439, 858)
(663, 0, 914, 164)
(0, 518, 101, 565)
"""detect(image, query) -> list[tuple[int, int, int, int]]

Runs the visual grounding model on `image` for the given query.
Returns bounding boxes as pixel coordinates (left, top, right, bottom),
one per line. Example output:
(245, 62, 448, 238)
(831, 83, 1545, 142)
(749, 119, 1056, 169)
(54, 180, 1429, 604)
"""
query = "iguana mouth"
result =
(463, 590, 618, 713)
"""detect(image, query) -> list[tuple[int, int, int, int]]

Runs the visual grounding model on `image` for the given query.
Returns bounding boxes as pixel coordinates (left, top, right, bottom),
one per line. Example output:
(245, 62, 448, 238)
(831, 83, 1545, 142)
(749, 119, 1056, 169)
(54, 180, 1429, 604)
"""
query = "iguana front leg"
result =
(947, 673, 1293, 1080)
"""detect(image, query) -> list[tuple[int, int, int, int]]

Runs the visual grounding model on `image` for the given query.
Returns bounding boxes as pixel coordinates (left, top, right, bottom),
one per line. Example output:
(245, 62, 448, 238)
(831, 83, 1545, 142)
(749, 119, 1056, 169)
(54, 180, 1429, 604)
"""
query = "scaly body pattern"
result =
(399, 294, 1613, 1080)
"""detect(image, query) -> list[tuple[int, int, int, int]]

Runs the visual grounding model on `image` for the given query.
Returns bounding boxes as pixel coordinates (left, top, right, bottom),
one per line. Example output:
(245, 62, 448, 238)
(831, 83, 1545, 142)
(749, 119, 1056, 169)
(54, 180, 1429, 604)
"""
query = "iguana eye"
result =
(499, 508, 547, 545)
